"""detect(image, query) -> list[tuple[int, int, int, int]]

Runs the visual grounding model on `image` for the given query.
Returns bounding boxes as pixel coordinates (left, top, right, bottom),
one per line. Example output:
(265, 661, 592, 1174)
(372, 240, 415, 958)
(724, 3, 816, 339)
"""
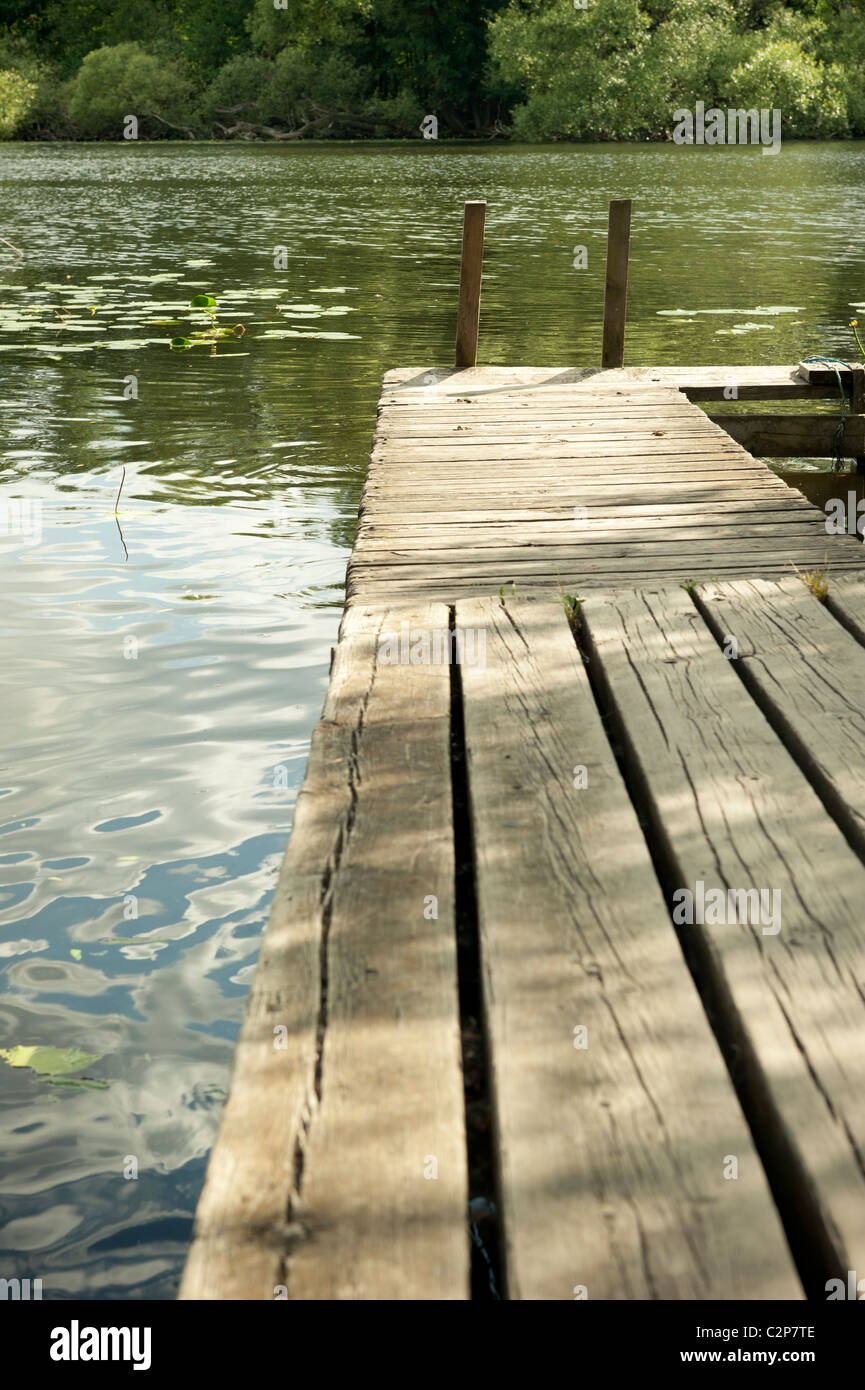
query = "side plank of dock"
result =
(182, 365, 865, 1300)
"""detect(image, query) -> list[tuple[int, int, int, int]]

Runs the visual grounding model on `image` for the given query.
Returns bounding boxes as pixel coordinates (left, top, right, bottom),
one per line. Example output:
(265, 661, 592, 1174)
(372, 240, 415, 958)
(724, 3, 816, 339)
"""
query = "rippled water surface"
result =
(1, 141, 864, 1299)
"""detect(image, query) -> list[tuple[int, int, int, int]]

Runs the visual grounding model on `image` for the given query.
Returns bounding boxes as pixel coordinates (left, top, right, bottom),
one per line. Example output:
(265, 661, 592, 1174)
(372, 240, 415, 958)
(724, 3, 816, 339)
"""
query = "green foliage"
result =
(0, 1044, 108, 1087)
(728, 38, 848, 135)
(200, 53, 271, 123)
(203, 44, 421, 137)
(66, 41, 194, 137)
(489, 0, 858, 139)
(264, 46, 373, 127)
(651, 0, 747, 110)
(247, 0, 367, 60)
(0, 34, 67, 136)
(490, 0, 662, 139)
(815, 7, 865, 130)
(1, 0, 864, 139)
(558, 592, 582, 622)
(170, 294, 246, 348)
(1, 0, 256, 78)
(0, 67, 36, 136)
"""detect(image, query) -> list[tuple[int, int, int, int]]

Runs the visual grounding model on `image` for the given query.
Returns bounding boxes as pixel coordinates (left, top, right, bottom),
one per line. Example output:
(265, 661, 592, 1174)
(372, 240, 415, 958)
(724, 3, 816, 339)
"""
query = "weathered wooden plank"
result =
(367, 465, 765, 482)
(362, 483, 797, 500)
(349, 542, 858, 586)
(381, 365, 850, 400)
(350, 542, 845, 569)
(363, 482, 778, 503)
(369, 441, 751, 464)
(825, 574, 865, 644)
(354, 537, 830, 567)
(361, 488, 812, 517)
(351, 540, 855, 568)
(360, 500, 816, 529)
(365, 483, 782, 503)
(377, 425, 728, 443)
(361, 500, 801, 522)
(366, 469, 772, 489)
(795, 360, 860, 390)
(579, 585, 865, 1293)
(368, 463, 758, 482)
(349, 569, 865, 609)
(378, 419, 711, 432)
(181, 601, 469, 1300)
(377, 405, 714, 425)
(350, 567, 865, 604)
(378, 390, 702, 407)
(356, 523, 830, 555)
(379, 402, 715, 418)
(457, 595, 800, 1300)
(361, 496, 808, 523)
(359, 502, 819, 528)
(380, 401, 705, 416)
(352, 536, 846, 572)
(692, 576, 865, 859)
(359, 503, 809, 529)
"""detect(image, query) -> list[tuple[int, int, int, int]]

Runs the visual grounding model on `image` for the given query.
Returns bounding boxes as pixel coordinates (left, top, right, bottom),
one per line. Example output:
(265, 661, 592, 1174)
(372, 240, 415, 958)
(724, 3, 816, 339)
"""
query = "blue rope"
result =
(800, 356, 854, 472)
(469, 1220, 501, 1299)
(468, 1197, 501, 1299)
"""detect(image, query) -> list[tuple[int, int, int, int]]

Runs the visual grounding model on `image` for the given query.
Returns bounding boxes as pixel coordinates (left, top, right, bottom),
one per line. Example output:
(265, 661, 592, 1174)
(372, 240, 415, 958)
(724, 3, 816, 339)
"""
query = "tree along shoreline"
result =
(3, 132, 863, 145)
(2, 1, 864, 144)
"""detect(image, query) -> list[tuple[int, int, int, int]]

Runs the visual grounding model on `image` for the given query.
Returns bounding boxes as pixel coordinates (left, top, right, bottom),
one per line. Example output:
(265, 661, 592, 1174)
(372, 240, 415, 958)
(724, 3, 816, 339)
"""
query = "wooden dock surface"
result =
(351, 367, 865, 602)
(182, 366, 865, 1301)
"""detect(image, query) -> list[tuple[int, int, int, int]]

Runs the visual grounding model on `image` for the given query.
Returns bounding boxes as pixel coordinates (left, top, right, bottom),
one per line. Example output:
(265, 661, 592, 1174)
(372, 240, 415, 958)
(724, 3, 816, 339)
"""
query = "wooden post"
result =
(454, 201, 486, 370)
(601, 198, 632, 370)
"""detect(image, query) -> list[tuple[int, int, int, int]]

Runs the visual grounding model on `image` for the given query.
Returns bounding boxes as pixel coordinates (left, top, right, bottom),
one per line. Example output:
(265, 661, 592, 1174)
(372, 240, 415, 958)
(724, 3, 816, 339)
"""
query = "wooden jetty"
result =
(182, 202, 865, 1301)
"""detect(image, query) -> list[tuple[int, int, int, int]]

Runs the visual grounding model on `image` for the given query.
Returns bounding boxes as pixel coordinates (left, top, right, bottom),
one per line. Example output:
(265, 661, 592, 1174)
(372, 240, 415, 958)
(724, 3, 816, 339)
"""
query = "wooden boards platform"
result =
(350, 367, 865, 603)
(182, 366, 865, 1300)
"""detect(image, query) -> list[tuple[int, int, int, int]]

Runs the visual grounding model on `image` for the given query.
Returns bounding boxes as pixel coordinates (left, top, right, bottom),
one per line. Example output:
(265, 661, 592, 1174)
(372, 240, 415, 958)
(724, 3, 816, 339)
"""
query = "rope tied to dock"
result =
(469, 1196, 501, 1299)
(800, 356, 854, 471)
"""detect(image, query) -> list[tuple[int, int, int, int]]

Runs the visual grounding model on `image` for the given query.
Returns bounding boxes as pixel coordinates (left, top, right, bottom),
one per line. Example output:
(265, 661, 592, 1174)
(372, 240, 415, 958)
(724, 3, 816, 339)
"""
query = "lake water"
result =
(1, 140, 864, 1299)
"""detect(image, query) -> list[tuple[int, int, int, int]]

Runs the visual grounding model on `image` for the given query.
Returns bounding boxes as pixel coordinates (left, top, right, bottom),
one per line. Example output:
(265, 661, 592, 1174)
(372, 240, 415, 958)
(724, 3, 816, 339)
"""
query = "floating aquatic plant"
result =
(0, 1044, 108, 1089)
(190, 293, 217, 327)
(170, 294, 246, 350)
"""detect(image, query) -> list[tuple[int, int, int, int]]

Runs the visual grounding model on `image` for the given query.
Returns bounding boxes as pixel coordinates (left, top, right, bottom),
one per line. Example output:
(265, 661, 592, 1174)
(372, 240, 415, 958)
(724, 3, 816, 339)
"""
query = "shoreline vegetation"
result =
(1, 0, 864, 144)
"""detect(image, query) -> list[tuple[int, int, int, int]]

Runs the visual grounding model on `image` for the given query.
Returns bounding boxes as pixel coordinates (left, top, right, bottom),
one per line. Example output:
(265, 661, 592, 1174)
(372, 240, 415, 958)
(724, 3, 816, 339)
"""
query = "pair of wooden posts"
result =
(454, 197, 631, 370)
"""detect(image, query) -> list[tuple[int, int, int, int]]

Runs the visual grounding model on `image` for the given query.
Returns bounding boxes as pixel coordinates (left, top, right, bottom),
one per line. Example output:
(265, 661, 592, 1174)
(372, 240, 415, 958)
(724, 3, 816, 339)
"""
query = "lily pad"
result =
(658, 305, 802, 318)
(189, 294, 217, 310)
(259, 329, 360, 340)
(715, 323, 774, 335)
(0, 1044, 100, 1076)
(101, 338, 162, 350)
